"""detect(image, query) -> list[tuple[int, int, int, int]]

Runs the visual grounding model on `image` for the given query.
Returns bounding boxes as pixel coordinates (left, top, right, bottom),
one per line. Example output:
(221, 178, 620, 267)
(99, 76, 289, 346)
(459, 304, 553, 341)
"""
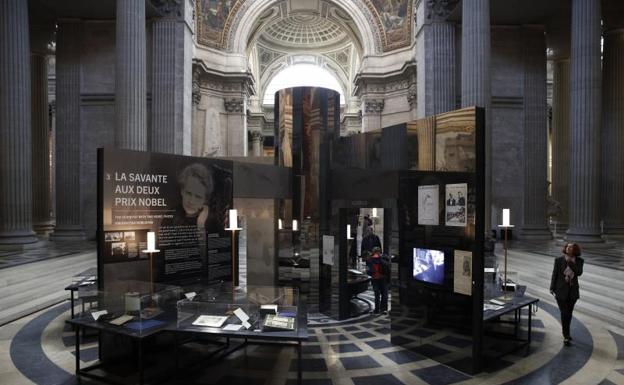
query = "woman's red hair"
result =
(562, 243, 581, 257)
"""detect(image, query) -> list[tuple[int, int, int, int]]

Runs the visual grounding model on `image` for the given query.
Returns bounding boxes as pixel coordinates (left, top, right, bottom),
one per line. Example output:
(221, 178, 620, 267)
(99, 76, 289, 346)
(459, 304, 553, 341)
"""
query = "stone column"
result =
(250, 130, 264, 157)
(31, 52, 54, 235)
(520, 27, 551, 239)
(551, 60, 570, 232)
(601, 28, 624, 235)
(461, 0, 491, 232)
(362, 99, 384, 132)
(424, 0, 457, 115)
(50, 21, 85, 241)
(566, 0, 602, 242)
(115, 0, 147, 150)
(151, 0, 193, 155)
(0, 0, 38, 248)
(225, 98, 247, 156)
(414, 117, 435, 171)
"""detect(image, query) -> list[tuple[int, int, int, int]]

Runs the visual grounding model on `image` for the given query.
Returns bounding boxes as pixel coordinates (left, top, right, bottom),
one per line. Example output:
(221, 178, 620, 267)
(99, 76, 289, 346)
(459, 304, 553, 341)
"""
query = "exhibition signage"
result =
(98, 148, 234, 288)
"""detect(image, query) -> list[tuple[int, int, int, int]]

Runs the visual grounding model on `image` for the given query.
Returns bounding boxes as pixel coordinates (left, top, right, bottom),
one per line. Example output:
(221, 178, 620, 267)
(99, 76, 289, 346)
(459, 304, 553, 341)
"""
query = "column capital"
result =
(224, 98, 244, 113)
(192, 66, 202, 106)
(407, 87, 417, 108)
(249, 130, 263, 142)
(151, 0, 183, 18)
(425, 0, 460, 23)
(364, 99, 384, 114)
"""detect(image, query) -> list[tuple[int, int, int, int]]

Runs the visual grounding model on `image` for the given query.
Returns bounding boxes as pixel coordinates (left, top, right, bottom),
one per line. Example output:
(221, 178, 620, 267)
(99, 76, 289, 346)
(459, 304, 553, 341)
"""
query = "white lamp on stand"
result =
(497, 209, 514, 300)
(225, 209, 243, 288)
(142, 231, 160, 294)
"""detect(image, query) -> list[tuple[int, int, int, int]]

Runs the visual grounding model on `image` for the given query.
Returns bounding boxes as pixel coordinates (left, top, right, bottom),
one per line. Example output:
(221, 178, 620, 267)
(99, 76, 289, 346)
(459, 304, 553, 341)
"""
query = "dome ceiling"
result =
(260, 14, 350, 49)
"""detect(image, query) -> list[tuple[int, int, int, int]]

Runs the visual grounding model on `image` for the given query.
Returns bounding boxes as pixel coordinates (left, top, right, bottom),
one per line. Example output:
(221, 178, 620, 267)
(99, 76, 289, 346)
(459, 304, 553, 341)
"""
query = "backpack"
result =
(369, 256, 390, 280)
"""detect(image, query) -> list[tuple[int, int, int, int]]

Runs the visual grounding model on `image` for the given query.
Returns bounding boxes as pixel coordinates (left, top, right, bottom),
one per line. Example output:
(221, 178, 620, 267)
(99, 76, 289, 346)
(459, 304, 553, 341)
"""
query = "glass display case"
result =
(75, 280, 181, 335)
(176, 285, 300, 334)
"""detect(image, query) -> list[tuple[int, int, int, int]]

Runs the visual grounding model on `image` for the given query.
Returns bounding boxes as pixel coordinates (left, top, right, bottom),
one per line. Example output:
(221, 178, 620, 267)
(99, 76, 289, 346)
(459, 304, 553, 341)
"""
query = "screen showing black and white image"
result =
(413, 248, 445, 285)
(445, 183, 467, 227)
(417, 185, 439, 225)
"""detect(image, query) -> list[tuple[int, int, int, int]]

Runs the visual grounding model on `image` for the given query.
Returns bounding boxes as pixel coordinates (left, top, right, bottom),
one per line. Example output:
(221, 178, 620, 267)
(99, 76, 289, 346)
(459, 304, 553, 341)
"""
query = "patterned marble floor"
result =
(2, 240, 624, 384)
(0, 241, 95, 270)
(1, 288, 624, 385)
(507, 238, 624, 272)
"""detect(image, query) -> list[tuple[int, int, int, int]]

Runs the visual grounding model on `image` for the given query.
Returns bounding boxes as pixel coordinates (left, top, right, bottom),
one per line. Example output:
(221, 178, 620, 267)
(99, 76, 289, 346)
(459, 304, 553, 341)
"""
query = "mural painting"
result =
(197, 0, 237, 48)
(369, 0, 412, 50)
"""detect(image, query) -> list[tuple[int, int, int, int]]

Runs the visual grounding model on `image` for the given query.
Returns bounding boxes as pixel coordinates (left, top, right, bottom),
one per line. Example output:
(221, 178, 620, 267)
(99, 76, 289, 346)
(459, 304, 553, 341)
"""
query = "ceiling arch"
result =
(262, 62, 346, 104)
(258, 53, 353, 107)
(195, 0, 415, 56)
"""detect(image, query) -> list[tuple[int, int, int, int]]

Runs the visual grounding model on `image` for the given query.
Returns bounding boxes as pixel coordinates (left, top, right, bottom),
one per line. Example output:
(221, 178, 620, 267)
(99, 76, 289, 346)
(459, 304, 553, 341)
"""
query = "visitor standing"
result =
(550, 242, 584, 346)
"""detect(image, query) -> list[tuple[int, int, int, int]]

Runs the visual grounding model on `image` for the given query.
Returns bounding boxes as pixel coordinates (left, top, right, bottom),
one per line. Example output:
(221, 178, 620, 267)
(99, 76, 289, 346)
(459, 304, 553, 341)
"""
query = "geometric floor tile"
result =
(340, 356, 382, 370)
(411, 365, 472, 385)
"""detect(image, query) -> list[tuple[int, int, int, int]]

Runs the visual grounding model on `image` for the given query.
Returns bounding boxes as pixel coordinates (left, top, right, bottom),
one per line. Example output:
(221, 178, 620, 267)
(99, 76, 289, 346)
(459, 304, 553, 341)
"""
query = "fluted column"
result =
(0, 0, 38, 248)
(424, 0, 457, 115)
(31, 53, 54, 235)
(115, 0, 147, 150)
(461, 0, 491, 231)
(152, 17, 176, 153)
(225, 98, 247, 156)
(551, 60, 570, 231)
(566, 0, 602, 242)
(520, 27, 551, 239)
(151, 0, 193, 155)
(415, 117, 435, 170)
(250, 131, 264, 157)
(602, 28, 624, 235)
(50, 21, 85, 241)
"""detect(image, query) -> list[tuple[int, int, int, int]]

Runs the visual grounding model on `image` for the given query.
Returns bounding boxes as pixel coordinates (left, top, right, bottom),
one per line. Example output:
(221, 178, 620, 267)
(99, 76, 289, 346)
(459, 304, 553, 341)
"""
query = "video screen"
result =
(413, 248, 445, 285)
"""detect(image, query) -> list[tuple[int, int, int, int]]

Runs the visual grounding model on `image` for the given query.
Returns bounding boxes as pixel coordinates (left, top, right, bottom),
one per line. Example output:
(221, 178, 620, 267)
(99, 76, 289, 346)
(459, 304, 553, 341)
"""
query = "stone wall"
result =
(490, 26, 526, 232)
(79, 21, 153, 239)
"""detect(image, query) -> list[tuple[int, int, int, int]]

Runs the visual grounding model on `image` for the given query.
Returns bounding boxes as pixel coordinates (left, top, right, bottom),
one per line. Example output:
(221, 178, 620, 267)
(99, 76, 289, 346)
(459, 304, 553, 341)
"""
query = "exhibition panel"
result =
(97, 148, 235, 290)
(392, 107, 486, 374)
(94, 148, 306, 378)
(83, 105, 537, 380)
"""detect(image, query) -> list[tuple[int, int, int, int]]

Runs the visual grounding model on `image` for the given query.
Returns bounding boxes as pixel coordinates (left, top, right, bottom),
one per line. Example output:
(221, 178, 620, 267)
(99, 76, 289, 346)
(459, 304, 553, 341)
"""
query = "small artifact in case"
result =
(259, 304, 278, 316)
(192, 315, 229, 328)
(262, 314, 295, 331)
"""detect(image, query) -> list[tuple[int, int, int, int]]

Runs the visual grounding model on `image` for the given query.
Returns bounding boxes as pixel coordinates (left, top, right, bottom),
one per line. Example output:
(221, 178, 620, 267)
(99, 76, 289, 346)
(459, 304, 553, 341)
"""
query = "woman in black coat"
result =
(550, 242, 584, 346)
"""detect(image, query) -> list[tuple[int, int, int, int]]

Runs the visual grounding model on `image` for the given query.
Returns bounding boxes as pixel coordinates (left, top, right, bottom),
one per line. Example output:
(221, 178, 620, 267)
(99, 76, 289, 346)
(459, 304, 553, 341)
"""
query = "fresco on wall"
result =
(197, 0, 238, 48)
(368, 0, 412, 50)
(195, 0, 412, 52)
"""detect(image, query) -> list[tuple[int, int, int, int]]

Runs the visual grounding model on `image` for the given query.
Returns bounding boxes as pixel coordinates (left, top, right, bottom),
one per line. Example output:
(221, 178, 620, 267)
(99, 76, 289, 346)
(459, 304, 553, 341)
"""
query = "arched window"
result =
(263, 64, 345, 105)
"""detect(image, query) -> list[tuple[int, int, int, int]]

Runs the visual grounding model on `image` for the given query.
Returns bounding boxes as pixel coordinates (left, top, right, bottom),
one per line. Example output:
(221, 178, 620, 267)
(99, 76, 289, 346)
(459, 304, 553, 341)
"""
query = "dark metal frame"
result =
(483, 299, 539, 358)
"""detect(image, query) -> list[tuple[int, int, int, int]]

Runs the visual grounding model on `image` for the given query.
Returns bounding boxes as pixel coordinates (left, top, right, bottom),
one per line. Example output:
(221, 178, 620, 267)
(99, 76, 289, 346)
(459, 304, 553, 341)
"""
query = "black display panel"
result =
(97, 148, 234, 290)
(390, 106, 485, 374)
